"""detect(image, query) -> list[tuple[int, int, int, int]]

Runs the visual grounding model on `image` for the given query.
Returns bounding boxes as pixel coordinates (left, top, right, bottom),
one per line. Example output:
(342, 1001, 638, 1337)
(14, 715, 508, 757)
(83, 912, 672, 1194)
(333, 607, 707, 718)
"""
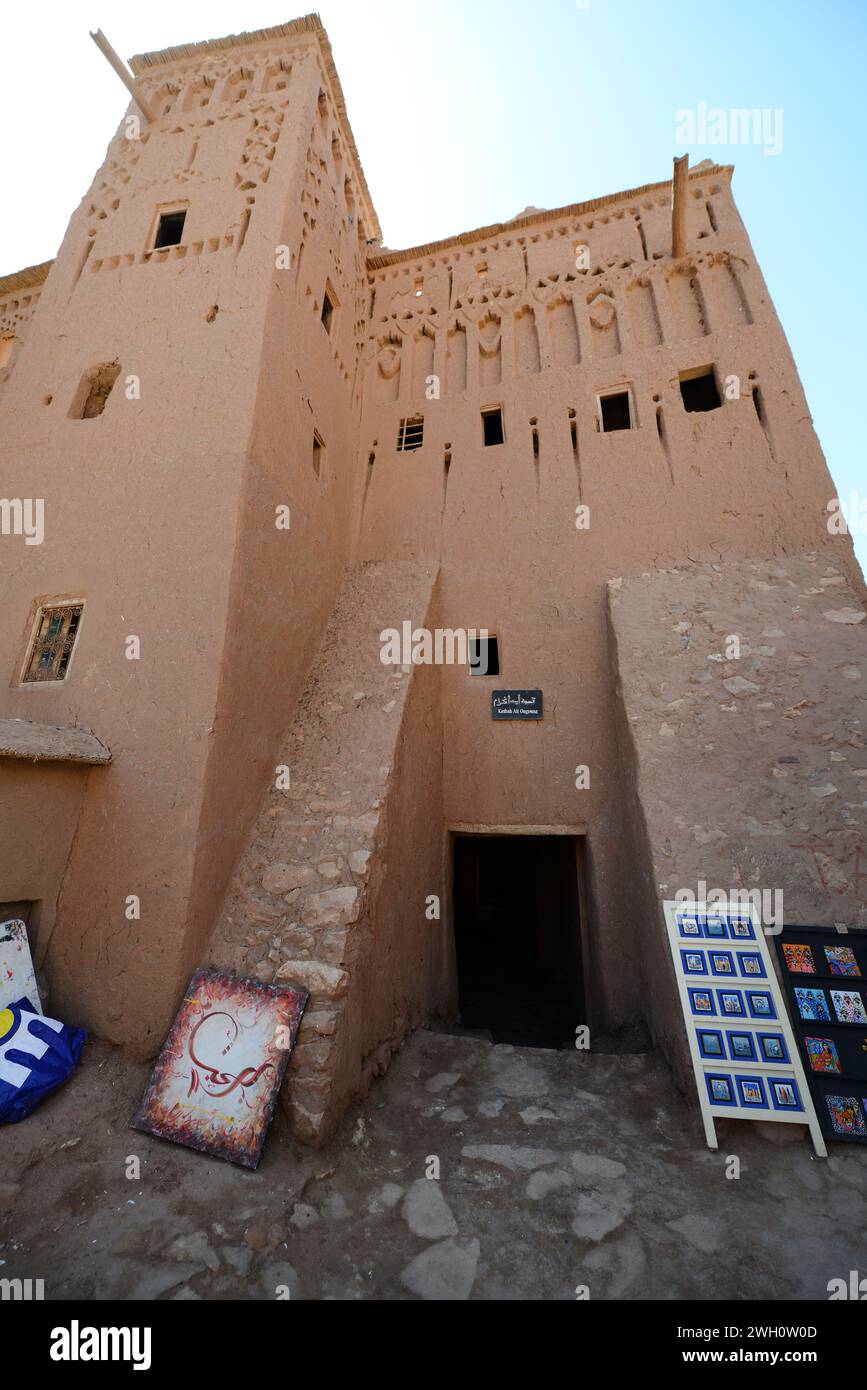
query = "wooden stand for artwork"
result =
(663, 901, 827, 1158)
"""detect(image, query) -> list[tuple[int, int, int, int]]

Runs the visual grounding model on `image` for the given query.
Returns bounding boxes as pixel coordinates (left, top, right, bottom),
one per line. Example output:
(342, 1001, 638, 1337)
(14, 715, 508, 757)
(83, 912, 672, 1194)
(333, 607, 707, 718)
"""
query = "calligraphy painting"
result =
(131, 968, 309, 1169)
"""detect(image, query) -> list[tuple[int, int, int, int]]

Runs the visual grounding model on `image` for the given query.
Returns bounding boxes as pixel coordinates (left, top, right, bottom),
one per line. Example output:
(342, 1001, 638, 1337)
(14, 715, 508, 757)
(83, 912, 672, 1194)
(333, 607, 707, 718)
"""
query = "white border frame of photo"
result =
(663, 899, 826, 1157)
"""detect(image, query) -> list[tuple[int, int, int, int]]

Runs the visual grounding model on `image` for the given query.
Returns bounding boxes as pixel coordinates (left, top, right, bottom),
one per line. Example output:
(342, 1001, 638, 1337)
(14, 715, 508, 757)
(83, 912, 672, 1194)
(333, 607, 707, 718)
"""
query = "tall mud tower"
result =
(0, 19, 382, 1058)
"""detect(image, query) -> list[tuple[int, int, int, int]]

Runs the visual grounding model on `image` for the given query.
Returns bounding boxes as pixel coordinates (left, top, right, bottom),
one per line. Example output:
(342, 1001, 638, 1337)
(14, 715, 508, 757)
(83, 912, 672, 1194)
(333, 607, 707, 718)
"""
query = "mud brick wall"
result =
(608, 554, 867, 1082)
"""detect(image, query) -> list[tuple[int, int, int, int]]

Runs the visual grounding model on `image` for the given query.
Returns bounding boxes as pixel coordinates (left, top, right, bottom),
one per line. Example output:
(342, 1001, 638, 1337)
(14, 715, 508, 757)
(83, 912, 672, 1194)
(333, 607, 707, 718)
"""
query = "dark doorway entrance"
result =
(452, 835, 585, 1048)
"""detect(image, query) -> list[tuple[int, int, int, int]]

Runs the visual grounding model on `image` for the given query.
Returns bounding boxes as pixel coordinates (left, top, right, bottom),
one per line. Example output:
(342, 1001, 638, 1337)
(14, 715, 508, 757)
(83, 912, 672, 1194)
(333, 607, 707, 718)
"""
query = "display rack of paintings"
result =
(773, 926, 867, 1146)
(663, 901, 826, 1156)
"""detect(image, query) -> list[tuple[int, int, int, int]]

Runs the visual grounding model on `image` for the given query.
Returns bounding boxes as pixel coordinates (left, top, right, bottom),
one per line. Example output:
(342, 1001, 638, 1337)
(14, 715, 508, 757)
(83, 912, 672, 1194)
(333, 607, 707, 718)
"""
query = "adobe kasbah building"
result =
(1, 13, 864, 1148)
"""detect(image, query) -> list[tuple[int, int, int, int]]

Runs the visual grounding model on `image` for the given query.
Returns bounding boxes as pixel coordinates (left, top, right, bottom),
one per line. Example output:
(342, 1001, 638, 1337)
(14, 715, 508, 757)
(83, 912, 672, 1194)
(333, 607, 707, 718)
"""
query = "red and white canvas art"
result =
(0, 919, 40, 1013)
(132, 967, 308, 1169)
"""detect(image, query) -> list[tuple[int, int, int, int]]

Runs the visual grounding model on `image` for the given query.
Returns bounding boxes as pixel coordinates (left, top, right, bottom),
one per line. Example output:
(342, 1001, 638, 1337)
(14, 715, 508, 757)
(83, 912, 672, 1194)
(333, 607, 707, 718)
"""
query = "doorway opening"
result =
(451, 834, 586, 1048)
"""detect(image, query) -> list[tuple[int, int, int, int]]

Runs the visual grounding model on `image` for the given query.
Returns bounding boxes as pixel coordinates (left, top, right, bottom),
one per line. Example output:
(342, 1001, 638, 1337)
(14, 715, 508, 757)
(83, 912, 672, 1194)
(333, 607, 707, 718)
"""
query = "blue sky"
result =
(2, 0, 864, 573)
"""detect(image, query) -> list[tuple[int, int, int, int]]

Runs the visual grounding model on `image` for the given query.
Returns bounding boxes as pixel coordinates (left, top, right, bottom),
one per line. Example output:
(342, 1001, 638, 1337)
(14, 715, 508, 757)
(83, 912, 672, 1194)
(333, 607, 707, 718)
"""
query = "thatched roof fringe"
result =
(0, 260, 53, 297)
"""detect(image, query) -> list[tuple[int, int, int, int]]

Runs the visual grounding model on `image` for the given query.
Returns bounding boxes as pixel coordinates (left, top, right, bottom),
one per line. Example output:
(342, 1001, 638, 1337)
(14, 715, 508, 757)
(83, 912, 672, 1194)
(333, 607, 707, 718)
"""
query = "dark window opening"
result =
(599, 390, 631, 432)
(312, 431, 325, 480)
(321, 290, 334, 333)
(397, 415, 424, 451)
(1, 902, 33, 927)
(23, 603, 83, 684)
(153, 209, 187, 249)
(469, 634, 499, 676)
(680, 367, 721, 413)
(482, 407, 504, 446)
(452, 835, 586, 1048)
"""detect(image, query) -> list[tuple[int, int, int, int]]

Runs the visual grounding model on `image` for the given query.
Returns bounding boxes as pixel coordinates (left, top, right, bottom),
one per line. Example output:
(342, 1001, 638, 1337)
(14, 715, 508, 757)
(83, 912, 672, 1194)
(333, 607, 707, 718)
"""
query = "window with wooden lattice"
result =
(22, 603, 84, 683)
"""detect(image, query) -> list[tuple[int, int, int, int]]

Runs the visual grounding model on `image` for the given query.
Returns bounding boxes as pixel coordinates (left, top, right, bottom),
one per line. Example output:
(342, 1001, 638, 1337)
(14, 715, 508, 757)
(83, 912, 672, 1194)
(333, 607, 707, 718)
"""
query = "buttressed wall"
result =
(0, 15, 864, 1144)
(609, 557, 867, 1086)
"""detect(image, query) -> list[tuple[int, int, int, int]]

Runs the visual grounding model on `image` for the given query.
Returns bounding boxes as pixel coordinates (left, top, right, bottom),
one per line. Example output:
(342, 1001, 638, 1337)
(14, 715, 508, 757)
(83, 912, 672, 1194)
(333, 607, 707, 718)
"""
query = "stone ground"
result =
(2, 1027, 865, 1301)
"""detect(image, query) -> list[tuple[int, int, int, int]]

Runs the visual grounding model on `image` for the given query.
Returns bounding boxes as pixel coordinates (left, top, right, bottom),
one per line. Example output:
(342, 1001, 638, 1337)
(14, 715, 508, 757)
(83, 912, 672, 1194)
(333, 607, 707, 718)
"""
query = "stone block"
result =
(275, 959, 349, 998)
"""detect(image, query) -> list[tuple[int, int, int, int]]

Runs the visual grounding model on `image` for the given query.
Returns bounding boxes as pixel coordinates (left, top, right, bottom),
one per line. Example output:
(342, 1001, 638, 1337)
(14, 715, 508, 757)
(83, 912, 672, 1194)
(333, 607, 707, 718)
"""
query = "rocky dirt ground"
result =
(3, 1027, 865, 1301)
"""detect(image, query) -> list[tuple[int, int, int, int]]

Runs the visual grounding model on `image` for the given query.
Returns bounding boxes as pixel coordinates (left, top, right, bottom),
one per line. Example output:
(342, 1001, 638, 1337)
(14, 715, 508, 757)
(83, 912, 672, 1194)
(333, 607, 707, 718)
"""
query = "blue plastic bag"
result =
(0, 996, 85, 1123)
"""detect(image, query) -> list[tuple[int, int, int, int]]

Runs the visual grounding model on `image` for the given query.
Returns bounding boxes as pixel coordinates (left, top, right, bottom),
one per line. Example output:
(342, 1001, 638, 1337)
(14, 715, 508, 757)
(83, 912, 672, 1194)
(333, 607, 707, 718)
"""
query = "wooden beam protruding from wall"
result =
(90, 29, 158, 123)
(671, 154, 689, 260)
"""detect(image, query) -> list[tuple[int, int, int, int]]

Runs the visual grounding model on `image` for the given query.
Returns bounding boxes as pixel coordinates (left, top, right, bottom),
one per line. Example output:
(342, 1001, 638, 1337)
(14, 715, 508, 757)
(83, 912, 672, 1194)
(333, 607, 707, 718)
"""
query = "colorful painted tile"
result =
(710, 952, 735, 975)
(707, 1074, 734, 1105)
(738, 953, 764, 977)
(770, 1080, 801, 1110)
(826, 1095, 867, 1138)
(729, 918, 755, 939)
(831, 990, 867, 1025)
(824, 946, 861, 978)
(795, 987, 831, 1022)
(719, 991, 745, 1016)
(737, 1076, 767, 1108)
(758, 1034, 787, 1063)
(689, 989, 714, 1015)
(804, 1036, 841, 1074)
(678, 916, 702, 937)
(682, 950, 707, 974)
(697, 1029, 724, 1058)
(783, 944, 815, 975)
(747, 991, 774, 1018)
(704, 917, 728, 938)
(728, 1032, 755, 1061)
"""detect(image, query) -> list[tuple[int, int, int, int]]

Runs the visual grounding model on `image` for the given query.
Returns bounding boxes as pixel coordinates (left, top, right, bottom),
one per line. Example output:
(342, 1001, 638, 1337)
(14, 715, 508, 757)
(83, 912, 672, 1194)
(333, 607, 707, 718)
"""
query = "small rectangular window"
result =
(312, 431, 325, 480)
(153, 209, 187, 249)
(0, 335, 15, 370)
(482, 407, 504, 447)
(469, 634, 499, 676)
(22, 603, 84, 684)
(679, 366, 722, 413)
(599, 390, 632, 432)
(398, 416, 424, 451)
